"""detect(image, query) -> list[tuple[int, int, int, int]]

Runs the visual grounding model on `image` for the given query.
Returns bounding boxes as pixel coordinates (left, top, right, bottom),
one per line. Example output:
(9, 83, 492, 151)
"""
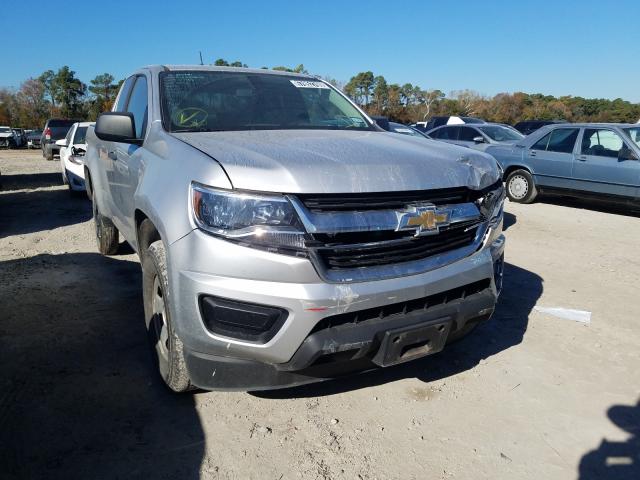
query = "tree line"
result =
(1, 62, 638, 129)
(344, 71, 640, 125)
(0, 66, 121, 129)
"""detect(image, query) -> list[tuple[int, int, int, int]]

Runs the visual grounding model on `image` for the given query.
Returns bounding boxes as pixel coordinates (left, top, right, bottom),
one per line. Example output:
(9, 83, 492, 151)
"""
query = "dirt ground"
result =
(1, 149, 639, 480)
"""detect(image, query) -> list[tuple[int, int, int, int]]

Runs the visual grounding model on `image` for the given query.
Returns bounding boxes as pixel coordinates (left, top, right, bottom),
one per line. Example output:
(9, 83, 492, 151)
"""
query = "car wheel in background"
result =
(506, 169, 537, 204)
(142, 240, 193, 392)
(92, 190, 119, 255)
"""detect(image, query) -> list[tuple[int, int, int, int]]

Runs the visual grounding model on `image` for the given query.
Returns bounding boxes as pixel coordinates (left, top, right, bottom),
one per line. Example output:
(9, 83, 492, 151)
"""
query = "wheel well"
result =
(503, 165, 531, 180)
(136, 211, 161, 253)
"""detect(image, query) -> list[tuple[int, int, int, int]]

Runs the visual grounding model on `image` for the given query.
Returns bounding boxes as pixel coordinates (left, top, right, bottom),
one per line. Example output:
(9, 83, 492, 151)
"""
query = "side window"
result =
(430, 128, 444, 139)
(126, 76, 148, 139)
(73, 126, 88, 145)
(458, 127, 478, 141)
(439, 127, 459, 140)
(581, 129, 625, 158)
(113, 76, 136, 112)
(531, 132, 551, 151)
(546, 128, 579, 153)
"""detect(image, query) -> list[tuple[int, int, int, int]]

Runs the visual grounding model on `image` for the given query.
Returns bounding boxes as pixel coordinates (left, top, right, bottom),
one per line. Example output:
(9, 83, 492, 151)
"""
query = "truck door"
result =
(96, 76, 136, 227)
(109, 74, 148, 242)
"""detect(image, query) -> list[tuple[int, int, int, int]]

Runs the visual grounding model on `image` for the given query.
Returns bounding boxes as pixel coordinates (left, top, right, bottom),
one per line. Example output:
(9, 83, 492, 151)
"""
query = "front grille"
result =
(298, 186, 472, 212)
(310, 279, 491, 334)
(313, 221, 480, 270)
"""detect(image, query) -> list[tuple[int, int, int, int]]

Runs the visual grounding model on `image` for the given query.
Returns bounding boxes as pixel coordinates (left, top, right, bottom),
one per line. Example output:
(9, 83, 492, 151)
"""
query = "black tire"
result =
(92, 190, 119, 255)
(505, 169, 538, 204)
(142, 240, 193, 392)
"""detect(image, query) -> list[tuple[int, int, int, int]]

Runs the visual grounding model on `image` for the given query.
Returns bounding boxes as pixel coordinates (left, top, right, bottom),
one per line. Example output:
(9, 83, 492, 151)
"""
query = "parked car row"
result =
(407, 117, 640, 209)
(0, 126, 28, 148)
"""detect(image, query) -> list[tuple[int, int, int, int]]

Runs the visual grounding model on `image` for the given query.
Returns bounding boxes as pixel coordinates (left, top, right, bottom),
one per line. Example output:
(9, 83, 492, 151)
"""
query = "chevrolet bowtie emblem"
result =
(396, 205, 451, 236)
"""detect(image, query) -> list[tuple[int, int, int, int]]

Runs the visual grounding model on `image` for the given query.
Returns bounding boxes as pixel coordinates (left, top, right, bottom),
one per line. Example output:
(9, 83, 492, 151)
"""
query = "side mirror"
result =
(95, 112, 141, 145)
(473, 136, 485, 144)
(619, 146, 638, 161)
(55, 139, 67, 147)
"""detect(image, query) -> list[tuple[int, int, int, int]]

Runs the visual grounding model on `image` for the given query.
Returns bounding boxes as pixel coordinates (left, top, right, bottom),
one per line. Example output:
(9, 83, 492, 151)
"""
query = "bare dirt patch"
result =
(1, 150, 638, 479)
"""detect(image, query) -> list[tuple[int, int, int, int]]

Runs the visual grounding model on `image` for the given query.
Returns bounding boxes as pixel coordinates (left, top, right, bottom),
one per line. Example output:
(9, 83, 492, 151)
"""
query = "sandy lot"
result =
(1, 149, 638, 480)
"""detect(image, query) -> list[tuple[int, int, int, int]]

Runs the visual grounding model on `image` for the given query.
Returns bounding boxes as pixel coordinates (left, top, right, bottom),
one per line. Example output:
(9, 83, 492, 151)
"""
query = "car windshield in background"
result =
(478, 125, 524, 141)
(624, 127, 640, 148)
(160, 71, 372, 132)
(0, 127, 11, 133)
(74, 126, 88, 144)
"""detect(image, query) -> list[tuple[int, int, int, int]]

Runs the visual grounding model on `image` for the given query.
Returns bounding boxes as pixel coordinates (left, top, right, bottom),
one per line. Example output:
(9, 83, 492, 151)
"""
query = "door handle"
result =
(576, 155, 587, 162)
(107, 150, 117, 161)
(529, 151, 536, 157)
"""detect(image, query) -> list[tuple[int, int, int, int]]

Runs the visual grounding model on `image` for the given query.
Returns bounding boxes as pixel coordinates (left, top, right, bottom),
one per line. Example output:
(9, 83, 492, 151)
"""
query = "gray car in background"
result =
(85, 65, 505, 392)
(486, 123, 640, 205)
(428, 123, 525, 151)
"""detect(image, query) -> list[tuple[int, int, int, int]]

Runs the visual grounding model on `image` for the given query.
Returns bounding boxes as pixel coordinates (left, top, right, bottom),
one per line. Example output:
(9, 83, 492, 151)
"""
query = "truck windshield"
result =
(160, 71, 372, 133)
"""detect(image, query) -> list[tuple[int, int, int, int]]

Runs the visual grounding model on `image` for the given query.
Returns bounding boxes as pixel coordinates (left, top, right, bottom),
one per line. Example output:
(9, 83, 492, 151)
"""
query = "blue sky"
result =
(2, 0, 639, 102)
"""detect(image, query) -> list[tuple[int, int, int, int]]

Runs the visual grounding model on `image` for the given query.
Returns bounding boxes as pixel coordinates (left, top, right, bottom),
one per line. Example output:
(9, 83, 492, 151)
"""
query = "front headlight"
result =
(478, 182, 505, 226)
(191, 183, 307, 252)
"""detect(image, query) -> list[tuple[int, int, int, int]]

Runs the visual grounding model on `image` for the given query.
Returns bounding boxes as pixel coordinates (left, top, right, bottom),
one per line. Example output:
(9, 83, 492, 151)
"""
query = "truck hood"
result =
(0, 132, 13, 138)
(172, 130, 499, 193)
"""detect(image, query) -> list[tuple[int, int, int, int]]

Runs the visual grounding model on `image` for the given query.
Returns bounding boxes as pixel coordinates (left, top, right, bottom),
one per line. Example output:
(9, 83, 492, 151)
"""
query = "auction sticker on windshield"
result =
(290, 80, 329, 89)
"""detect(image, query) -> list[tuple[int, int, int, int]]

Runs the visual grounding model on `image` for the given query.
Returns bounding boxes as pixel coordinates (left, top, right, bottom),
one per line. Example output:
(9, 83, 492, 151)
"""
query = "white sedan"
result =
(55, 122, 94, 193)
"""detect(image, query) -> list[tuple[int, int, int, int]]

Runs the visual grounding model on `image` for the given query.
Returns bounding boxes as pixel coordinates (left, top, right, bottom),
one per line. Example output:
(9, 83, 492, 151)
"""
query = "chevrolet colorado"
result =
(85, 66, 505, 392)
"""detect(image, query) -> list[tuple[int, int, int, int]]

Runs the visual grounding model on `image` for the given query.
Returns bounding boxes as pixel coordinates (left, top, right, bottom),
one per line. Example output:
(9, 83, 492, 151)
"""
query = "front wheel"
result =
(505, 169, 538, 204)
(142, 240, 193, 392)
(92, 190, 119, 255)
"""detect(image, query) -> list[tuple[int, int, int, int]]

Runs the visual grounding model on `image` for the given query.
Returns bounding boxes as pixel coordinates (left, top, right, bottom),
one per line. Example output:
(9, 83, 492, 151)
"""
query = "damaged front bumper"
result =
(169, 226, 505, 391)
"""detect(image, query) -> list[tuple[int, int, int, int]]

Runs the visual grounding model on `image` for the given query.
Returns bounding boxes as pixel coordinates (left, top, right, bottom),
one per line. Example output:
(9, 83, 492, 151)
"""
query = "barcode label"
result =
(290, 80, 330, 89)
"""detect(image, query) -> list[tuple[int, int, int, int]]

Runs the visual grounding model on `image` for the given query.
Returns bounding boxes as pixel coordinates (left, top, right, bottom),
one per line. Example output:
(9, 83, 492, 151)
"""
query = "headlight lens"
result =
(478, 182, 505, 225)
(191, 183, 306, 251)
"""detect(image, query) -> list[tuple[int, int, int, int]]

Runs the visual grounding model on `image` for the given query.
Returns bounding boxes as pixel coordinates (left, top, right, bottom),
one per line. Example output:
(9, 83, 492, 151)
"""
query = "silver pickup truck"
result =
(85, 65, 505, 392)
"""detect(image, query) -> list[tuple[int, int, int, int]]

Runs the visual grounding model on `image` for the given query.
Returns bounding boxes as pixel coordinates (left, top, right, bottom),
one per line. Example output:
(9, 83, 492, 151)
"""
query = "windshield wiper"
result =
(170, 127, 224, 133)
